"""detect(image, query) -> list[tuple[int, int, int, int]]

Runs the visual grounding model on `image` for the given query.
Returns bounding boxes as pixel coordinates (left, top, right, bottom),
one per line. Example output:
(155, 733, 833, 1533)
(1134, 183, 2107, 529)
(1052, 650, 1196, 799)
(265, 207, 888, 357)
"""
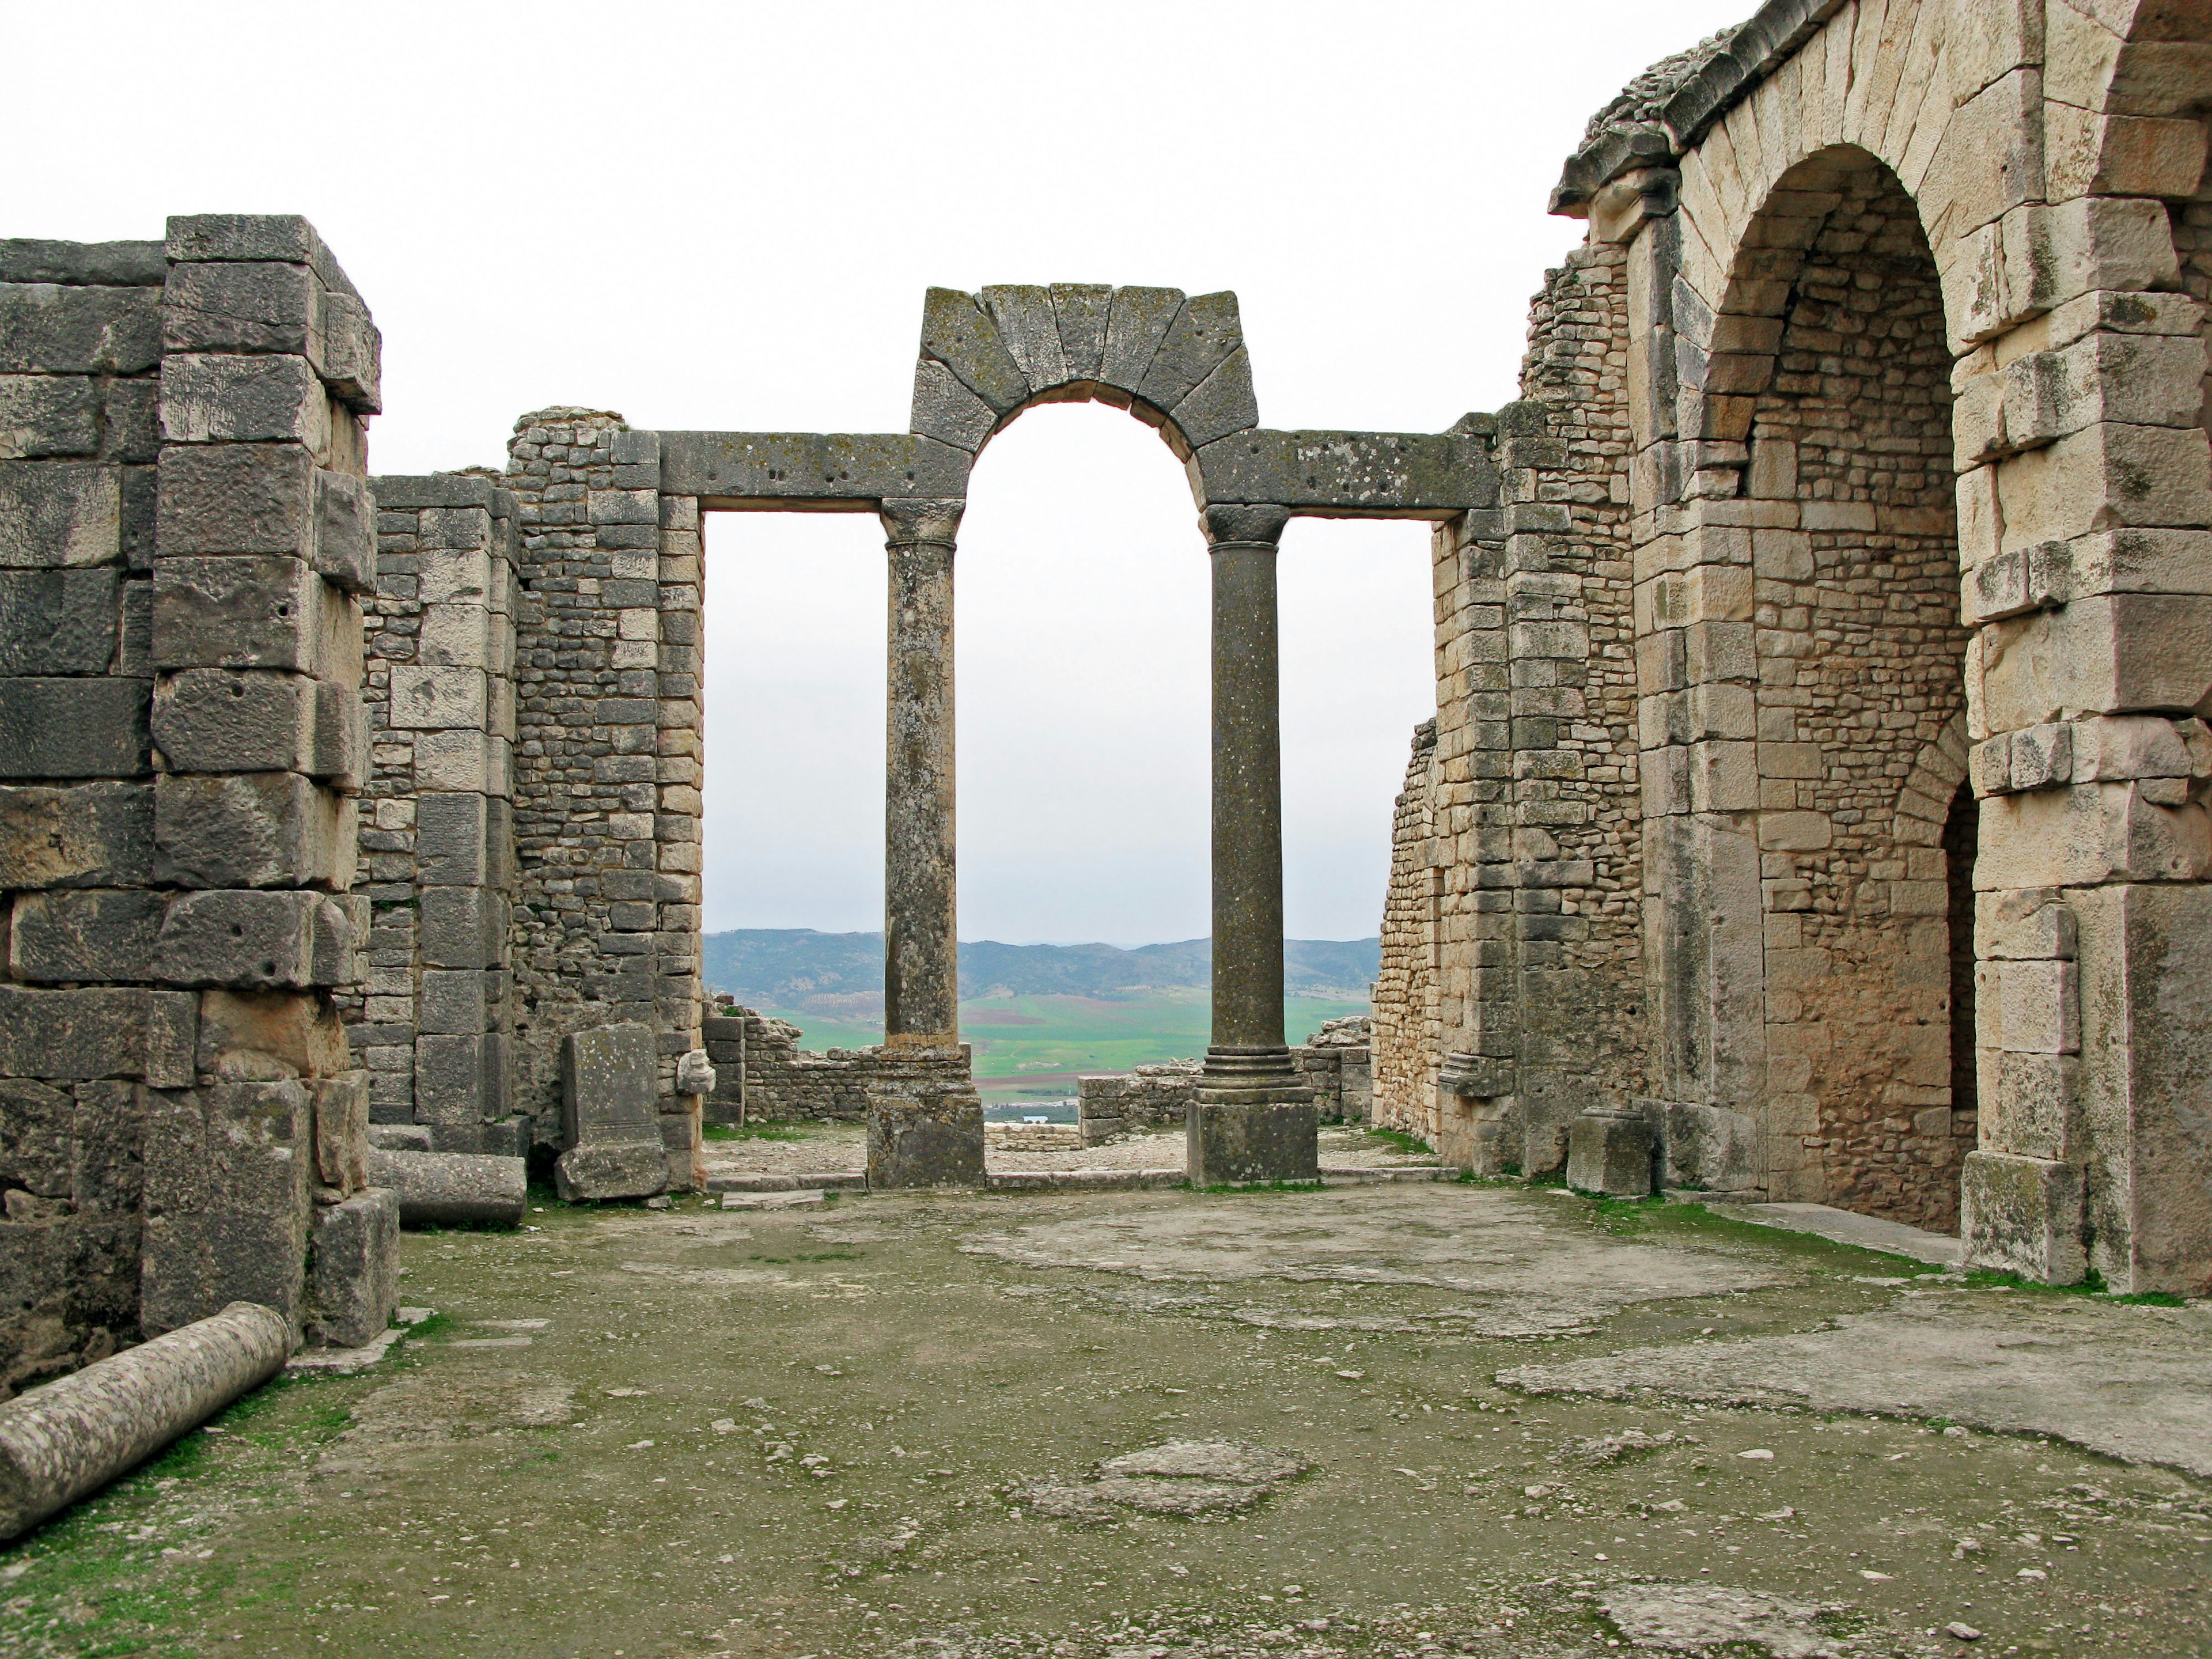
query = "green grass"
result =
(736, 988, 1369, 1102)
(1964, 1265, 2188, 1304)
(1362, 1126, 1433, 1156)
(702, 1122, 812, 1142)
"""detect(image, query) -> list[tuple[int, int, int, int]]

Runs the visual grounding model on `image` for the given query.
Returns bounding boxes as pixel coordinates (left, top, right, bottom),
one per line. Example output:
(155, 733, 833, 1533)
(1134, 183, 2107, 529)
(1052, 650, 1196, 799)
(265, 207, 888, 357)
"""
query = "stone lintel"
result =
(1191, 429, 1497, 517)
(656, 431, 970, 508)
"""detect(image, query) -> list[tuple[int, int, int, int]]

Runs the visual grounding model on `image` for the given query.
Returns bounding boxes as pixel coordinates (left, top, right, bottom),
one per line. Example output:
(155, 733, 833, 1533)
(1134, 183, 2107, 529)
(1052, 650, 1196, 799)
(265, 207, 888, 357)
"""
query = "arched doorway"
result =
(1666, 143, 1975, 1229)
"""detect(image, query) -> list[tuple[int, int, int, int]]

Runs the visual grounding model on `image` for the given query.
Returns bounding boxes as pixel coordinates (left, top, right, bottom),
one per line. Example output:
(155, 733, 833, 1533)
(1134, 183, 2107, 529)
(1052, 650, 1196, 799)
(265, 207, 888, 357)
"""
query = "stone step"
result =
(1702, 1199, 1963, 1267)
(704, 1171, 867, 1193)
(721, 1189, 828, 1210)
(1317, 1165, 1452, 1184)
(985, 1168, 1185, 1192)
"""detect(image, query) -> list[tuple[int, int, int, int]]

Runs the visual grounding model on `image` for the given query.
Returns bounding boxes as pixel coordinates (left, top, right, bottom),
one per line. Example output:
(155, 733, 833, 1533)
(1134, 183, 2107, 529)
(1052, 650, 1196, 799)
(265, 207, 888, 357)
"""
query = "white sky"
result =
(6, 0, 1749, 945)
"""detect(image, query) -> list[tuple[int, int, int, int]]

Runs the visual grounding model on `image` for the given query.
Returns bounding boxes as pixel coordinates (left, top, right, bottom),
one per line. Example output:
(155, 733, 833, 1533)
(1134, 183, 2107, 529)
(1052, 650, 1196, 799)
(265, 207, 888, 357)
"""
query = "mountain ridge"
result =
(703, 928, 1377, 1013)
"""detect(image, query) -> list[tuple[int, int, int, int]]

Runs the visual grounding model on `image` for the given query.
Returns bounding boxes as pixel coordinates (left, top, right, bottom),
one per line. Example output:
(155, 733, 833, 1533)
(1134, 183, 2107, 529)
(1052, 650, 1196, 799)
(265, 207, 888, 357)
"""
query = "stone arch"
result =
(907, 286, 1258, 473)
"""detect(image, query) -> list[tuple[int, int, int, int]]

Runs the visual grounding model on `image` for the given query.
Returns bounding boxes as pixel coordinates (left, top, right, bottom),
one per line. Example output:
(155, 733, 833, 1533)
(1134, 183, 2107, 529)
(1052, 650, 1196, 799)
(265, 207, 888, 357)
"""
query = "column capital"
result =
(880, 497, 965, 547)
(1199, 503, 1290, 550)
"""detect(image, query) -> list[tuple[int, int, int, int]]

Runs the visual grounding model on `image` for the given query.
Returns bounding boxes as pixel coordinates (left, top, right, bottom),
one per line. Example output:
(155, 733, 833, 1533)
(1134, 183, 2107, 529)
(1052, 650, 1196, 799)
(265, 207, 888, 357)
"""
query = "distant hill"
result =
(702, 930, 1377, 1013)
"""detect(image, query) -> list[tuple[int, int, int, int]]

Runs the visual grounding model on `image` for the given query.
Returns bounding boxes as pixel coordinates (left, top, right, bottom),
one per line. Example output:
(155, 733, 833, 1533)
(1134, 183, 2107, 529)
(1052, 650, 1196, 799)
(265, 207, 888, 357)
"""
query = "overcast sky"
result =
(8, 0, 1748, 945)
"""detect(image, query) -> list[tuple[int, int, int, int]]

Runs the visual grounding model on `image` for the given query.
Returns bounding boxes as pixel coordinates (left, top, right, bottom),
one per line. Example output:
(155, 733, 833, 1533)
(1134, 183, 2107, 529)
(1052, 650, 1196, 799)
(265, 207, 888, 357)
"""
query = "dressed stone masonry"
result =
(1368, 0, 2212, 1296)
(0, 216, 395, 1397)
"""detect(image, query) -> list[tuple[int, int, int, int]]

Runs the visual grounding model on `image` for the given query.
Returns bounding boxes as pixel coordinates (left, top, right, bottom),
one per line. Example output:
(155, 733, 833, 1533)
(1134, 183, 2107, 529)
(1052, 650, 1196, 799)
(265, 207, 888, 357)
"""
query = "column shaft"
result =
(881, 498, 963, 1047)
(1206, 532, 1291, 1077)
(1192, 503, 1316, 1184)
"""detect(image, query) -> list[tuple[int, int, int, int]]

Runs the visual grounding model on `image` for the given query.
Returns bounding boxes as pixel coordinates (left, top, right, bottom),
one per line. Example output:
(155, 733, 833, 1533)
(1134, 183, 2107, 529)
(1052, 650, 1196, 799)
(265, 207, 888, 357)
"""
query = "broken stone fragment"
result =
(364, 1147, 524, 1228)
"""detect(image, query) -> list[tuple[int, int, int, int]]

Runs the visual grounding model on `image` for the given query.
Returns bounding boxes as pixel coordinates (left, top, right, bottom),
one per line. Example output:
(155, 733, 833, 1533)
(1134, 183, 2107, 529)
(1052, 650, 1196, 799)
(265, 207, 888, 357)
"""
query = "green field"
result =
(744, 987, 1368, 1102)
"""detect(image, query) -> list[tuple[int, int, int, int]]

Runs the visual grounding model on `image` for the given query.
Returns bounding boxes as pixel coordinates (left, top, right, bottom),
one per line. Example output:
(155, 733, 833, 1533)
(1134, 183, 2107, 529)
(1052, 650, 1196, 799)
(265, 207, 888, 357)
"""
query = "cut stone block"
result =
(1185, 1097, 1320, 1187)
(138, 1080, 313, 1336)
(0, 782, 151, 890)
(1961, 1149, 2087, 1285)
(0, 460, 120, 569)
(1567, 1109, 1656, 1197)
(555, 1025, 666, 1202)
(0, 567, 118, 674)
(0, 676, 149, 777)
(306, 1186, 397, 1349)
(868, 1093, 986, 1189)
(554, 1138, 669, 1202)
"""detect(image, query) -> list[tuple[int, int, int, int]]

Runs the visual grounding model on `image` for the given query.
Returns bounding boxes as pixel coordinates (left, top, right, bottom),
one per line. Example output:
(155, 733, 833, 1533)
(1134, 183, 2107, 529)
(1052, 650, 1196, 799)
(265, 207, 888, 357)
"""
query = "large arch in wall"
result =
(1597, 0, 2212, 1287)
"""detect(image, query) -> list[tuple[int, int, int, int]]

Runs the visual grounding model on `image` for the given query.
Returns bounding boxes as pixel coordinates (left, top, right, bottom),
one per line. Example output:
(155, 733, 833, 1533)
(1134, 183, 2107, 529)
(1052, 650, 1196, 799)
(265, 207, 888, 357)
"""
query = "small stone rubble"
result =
(1009, 1439, 1309, 1523)
(1595, 1583, 1864, 1658)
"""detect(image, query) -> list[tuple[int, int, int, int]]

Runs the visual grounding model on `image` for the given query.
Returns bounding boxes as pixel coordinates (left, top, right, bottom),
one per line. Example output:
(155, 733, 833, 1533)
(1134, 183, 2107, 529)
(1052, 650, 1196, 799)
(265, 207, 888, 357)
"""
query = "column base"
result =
(1187, 1094, 1318, 1186)
(1961, 1149, 2086, 1284)
(864, 1043, 984, 1188)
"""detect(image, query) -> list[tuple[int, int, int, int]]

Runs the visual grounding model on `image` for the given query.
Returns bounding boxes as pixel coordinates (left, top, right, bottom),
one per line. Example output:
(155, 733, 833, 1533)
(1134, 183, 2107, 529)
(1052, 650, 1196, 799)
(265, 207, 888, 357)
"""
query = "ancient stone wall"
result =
(1077, 1062, 1203, 1143)
(0, 217, 393, 1391)
(1499, 236, 1648, 1153)
(711, 1006, 873, 1124)
(501, 411, 703, 1185)
(1370, 722, 1440, 1135)
(347, 475, 522, 1156)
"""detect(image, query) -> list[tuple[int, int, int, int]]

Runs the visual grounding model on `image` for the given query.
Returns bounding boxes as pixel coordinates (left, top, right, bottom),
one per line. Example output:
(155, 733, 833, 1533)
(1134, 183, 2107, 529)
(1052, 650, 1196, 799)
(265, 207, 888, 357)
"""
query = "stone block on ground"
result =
(363, 1147, 524, 1228)
(554, 1138, 669, 1203)
(365, 1123, 431, 1153)
(1642, 1098, 1758, 1194)
(1961, 1149, 2086, 1284)
(1567, 1109, 1656, 1197)
(555, 1024, 667, 1201)
(306, 1186, 397, 1349)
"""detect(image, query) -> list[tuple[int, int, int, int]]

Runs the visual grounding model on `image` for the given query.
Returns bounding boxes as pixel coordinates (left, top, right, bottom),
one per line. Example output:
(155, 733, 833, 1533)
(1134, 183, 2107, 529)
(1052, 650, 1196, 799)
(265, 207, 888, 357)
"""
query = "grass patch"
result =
(1362, 1126, 1433, 1156)
(404, 1310, 456, 1341)
(702, 1122, 812, 1143)
(1963, 1265, 2188, 1305)
(1576, 1193, 1940, 1278)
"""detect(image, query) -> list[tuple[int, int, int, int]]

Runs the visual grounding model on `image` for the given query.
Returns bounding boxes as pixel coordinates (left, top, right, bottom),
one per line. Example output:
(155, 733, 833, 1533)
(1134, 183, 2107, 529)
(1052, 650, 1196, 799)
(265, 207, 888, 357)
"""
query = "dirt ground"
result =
(3, 1180, 2209, 1659)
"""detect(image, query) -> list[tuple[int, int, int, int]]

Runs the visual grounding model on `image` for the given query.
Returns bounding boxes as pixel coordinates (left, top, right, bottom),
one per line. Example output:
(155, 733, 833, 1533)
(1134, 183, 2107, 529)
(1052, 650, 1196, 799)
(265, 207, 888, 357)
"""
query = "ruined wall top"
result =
(1552, 0, 1842, 213)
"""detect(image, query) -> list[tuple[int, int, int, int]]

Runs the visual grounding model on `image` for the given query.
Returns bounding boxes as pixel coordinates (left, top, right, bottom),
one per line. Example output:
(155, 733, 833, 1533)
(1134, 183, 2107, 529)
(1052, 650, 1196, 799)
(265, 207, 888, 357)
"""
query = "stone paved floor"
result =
(4, 1184, 2209, 1658)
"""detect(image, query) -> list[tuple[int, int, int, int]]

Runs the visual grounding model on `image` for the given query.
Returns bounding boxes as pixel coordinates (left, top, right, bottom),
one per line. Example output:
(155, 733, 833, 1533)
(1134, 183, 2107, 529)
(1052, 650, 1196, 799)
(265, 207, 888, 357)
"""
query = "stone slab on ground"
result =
(1705, 1200, 1964, 1268)
(719, 1190, 827, 1210)
(1597, 1582, 1869, 1658)
(963, 1183, 1794, 1337)
(704, 1170, 868, 1193)
(1501, 1288, 2212, 1476)
(286, 1325, 407, 1376)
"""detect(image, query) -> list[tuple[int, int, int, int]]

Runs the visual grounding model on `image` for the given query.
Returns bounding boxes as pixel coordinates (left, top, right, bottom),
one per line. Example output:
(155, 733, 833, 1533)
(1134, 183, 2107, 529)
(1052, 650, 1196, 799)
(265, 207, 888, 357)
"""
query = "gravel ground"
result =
(5, 1183, 2207, 1659)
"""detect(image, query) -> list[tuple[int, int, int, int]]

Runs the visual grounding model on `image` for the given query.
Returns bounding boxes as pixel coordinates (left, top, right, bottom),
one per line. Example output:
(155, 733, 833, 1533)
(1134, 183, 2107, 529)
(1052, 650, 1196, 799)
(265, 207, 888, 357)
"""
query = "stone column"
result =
(1191, 503, 1317, 1184)
(870, 497, 982, 1187)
